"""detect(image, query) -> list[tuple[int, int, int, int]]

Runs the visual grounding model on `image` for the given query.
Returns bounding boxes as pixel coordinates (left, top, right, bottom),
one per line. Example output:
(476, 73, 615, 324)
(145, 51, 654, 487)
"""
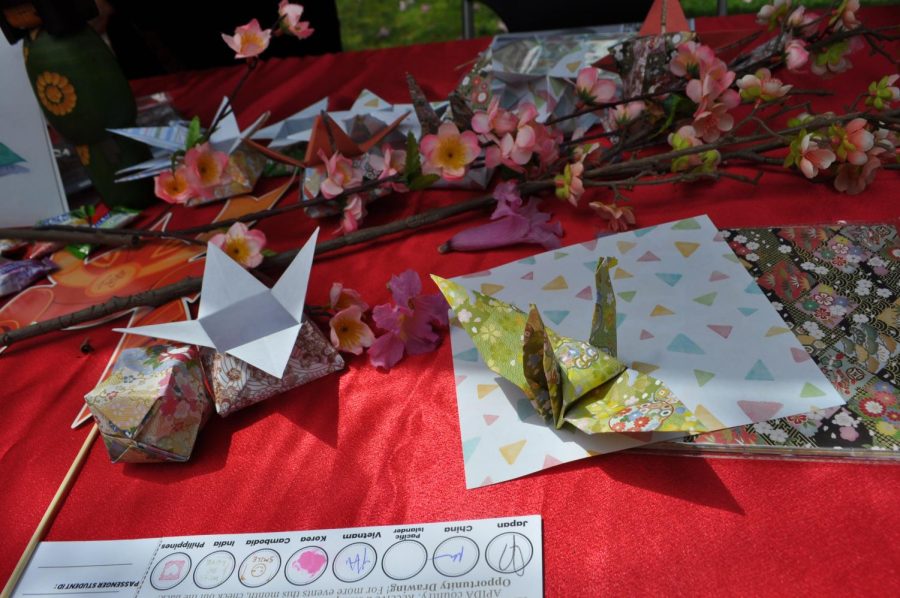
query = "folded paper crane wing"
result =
(109, 97, 270, 182)
(115, 229, 319, 379)
(432, 258, 707, 435)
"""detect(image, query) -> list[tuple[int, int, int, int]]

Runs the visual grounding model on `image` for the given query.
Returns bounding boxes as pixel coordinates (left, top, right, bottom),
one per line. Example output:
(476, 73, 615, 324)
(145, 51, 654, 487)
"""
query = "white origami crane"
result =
(110, 97, 270, 182)
(115, 229, 319, 379)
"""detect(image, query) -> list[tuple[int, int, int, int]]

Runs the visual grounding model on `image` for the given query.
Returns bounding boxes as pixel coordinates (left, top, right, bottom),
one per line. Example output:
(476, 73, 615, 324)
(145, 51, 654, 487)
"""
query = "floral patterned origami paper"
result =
(433, 258, 706, 436)
(200, 320, 344, 417)
(84, 344, 212, 463)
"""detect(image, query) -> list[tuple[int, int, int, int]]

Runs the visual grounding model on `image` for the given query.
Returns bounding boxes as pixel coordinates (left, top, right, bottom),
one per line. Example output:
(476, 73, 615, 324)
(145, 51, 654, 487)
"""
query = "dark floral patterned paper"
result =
(656, 223, 900, 460)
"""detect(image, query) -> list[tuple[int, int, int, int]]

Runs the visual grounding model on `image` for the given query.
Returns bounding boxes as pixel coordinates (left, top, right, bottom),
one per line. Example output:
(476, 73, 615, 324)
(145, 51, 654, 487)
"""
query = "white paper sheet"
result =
(11, 516, 542, 598)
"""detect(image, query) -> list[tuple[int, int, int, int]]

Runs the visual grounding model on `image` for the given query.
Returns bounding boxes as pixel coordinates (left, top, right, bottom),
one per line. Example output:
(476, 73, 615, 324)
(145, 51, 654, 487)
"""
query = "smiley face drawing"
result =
(238, 549, 281, 588)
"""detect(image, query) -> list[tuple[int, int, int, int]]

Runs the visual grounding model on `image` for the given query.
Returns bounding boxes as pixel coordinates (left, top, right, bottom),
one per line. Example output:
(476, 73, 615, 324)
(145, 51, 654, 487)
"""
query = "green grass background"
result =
(335, 0, 897, 51)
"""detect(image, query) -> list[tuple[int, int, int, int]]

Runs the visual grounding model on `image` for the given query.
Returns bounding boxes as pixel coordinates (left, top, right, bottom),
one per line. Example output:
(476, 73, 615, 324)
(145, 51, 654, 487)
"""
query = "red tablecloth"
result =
(3, 10, 900, 596)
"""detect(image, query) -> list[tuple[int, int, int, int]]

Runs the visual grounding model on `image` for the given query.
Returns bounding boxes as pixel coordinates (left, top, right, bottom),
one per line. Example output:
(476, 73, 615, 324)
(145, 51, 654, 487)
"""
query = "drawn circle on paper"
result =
(150, 552, 191, 591)
(382, 540, 428, 580)
(332, 542, 377, 583)
(485, 532, 533, 575)
(193, 550, 235, 589)
(432, 536, 479, 577)
(285, 546, 329, 586)
(238, 548, 281, 588)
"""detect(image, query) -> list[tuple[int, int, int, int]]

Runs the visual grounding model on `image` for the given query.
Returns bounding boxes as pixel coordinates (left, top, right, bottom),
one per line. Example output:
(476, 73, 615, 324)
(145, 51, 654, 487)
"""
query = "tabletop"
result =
(2, 9, 900, 596)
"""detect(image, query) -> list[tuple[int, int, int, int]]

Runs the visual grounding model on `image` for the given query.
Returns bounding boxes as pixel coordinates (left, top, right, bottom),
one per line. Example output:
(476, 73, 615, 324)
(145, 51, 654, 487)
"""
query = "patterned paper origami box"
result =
(200, 321, 345, 417)
(84, 344, 212, 463)
(186, 148, 267, 206)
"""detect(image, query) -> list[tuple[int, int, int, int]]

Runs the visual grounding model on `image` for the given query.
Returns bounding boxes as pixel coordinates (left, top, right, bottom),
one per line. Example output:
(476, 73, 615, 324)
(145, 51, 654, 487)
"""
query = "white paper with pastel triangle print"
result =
(447, 215, 844, 488)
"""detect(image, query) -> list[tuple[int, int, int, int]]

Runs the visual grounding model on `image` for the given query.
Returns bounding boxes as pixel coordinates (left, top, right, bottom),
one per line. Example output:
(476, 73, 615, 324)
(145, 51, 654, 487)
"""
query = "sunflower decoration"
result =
(36, 71, 77, 116)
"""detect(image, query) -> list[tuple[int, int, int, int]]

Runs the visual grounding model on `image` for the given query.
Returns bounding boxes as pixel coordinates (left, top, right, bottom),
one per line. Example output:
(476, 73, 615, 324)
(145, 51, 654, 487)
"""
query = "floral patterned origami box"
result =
(200, 321, 344, 417)
(185, 148, 267, 206)
(84, 345, 212, 463)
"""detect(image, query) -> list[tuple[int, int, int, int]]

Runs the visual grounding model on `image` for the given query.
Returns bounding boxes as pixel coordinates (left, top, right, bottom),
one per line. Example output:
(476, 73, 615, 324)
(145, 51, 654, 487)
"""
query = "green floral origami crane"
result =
(433, 258, 707, 435)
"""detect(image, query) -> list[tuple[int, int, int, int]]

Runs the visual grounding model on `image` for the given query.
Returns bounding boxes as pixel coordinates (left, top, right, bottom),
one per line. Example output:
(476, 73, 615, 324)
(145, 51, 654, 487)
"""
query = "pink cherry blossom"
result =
(554, 160, 584, 206)
(737, 68, 792, 103)
(183, 142, 231, 198)
(692, 89, 739, 143)
(686, 58, 736, 111)
(786, 7, 820, 37)
(833, 118, 874, 165)
(757, 0, 793, 30)
(318, 150, 362, 198)
(369, 271, 448, 370)
(866, 74, 900, 110)
(440, 181, 563, 252)
(329, 282, 369, 312)
(834, 147, 884, 195)
(575, 67, 617, 105)
(611, 101, 645, 129)
(329, 306, 374, 355)
(222, 19, 272, 59)
(278, 1, 315, 39)
(831, 0, 860, 31)
(669, 41, 716, 79)
(797, 134, 836, 178)
(154, 167, 192, 204)
(785, 39, 809, 72)
(368, 145, 407, 192)
(589, 201, 635, 232)
(471, 97, 517, 137)
(811, 38, 861, 76)
(668, 124, 702, 148)
(420, 122, 480, 180)
(668, 125, 720, 172)
(874, 127, 899, 154)
(338, 195, 366, 234)
(531, 122, 562, 170)
(209, 222, 266, 268)
(484, 102, 542, 171)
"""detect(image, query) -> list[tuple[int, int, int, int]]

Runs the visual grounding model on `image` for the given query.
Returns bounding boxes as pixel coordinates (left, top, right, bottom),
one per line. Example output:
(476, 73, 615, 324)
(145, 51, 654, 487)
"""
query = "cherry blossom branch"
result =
(0, 99, 893, 347)
(174, 173, 404, 235)
(0, 182, 543, 348)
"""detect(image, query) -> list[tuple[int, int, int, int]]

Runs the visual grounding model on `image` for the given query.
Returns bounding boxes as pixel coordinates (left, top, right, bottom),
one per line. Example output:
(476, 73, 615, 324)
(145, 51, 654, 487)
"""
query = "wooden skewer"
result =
(1, 424, 99, 598)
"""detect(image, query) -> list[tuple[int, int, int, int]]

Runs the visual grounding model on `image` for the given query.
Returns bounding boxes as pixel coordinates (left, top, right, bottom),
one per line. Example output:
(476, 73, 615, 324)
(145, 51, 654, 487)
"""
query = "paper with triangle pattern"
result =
(442, 215, 844, 488)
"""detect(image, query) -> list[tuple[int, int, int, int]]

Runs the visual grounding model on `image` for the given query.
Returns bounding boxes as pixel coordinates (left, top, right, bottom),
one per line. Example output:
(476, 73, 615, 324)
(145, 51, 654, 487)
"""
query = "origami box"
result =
(186, 147, 268, 206)
(200, 320, 345, 417)
(84, 344, 212, 463)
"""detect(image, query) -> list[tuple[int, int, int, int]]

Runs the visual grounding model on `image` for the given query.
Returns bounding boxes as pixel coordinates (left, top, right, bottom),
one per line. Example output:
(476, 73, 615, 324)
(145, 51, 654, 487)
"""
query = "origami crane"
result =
(110, 97, 270, 182)
(247, 90, 419, 168)
(251, 90, 443, 150)
(115, 229, 319, 379)
(433, 258, 707, 435)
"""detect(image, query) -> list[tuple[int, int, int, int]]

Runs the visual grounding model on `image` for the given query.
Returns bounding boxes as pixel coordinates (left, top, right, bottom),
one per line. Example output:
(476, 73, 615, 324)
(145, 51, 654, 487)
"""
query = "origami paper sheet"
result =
(443, 215, 845, 488)
(433, 259, 706, 437)
(116, 229, 319, 379)
(655, 224, 900, 459)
